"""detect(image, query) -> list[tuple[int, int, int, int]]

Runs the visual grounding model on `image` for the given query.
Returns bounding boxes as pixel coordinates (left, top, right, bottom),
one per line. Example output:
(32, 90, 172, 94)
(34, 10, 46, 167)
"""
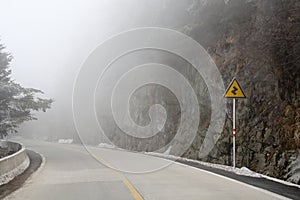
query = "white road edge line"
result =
(153, 155, 291, 200)
(74, 144, 293, 199)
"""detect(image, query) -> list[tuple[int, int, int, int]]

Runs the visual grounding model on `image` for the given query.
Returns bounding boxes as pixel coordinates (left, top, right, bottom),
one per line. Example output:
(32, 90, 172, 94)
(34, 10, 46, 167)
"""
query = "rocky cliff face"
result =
(101, 0, 300, 184)
(182, 0, 300, 184)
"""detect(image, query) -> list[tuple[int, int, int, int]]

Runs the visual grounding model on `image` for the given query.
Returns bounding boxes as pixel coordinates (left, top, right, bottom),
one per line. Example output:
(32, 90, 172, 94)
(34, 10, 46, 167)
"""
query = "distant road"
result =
(5, 140, 288, 200)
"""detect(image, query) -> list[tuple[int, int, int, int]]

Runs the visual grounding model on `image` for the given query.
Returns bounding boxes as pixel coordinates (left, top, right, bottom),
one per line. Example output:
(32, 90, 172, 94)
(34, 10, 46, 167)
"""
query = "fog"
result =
(0, 0, 198, 141)
(2, 0, 299, 186)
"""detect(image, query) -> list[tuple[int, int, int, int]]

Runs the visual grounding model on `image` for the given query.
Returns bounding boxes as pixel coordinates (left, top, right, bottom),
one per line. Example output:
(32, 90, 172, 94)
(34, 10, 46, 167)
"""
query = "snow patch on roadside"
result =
(58, 139, 73, 144)
(98, 143, 115, 149)
(146, 152, 300, 189)
(0, 155, 30, 186)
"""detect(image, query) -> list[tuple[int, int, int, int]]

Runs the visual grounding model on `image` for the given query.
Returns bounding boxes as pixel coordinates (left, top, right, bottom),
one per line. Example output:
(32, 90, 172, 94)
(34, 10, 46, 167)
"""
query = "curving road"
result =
(5, 140, 289, 200)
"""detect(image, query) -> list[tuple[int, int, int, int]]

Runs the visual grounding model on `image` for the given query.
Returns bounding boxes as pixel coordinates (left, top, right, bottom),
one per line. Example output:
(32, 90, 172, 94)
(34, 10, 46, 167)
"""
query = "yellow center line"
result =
(120, 174, 144, 200)
(57, 144, 144, 200)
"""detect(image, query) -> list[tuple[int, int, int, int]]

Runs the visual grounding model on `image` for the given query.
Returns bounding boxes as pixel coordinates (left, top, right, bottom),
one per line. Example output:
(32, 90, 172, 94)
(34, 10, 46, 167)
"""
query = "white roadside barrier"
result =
(0, 140, 30, 185)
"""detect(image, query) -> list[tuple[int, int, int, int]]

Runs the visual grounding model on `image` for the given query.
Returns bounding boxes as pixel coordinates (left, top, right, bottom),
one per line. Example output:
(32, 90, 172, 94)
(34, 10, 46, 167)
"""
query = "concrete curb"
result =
(0, 140, 30, 185)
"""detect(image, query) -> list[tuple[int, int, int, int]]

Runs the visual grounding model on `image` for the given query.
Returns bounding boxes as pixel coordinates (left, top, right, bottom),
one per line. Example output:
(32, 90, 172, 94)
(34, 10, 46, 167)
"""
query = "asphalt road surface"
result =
(5, 140, 290, 200)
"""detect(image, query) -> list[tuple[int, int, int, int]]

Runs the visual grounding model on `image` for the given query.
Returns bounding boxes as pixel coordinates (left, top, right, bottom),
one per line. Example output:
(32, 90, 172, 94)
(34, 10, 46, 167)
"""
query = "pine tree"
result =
(0, 42, 53, 139)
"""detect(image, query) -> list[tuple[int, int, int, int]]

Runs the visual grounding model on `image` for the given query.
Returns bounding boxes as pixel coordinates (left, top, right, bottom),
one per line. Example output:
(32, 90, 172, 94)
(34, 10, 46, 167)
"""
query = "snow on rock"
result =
(286, 155, 300, 184)
(58, 139, 73, 144)
(163, 146, 172, 155)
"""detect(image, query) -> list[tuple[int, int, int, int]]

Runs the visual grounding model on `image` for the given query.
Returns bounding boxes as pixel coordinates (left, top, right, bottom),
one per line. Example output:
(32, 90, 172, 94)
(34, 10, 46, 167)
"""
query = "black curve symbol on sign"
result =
(231, 86, 238, 95)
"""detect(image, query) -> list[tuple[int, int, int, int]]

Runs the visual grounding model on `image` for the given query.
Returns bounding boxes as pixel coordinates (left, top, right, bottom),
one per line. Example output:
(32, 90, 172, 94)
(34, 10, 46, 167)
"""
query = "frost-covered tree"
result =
(0, 42, 53, 139)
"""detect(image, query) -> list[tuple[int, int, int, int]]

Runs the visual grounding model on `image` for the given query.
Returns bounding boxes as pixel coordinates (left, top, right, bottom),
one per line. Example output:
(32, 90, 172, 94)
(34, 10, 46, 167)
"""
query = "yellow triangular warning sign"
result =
(224, 78, 246, 98)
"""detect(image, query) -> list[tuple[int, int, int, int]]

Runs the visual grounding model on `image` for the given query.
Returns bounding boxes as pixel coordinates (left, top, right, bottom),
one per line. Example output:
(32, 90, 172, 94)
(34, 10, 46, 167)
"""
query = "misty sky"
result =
(0, 0, 158, 95)
(0, 0, 192, 139)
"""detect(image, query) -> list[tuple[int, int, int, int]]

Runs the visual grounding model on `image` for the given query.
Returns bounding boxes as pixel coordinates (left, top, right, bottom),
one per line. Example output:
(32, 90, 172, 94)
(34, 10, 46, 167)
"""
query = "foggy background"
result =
(2, 0, 300, 183)
(0, 0, 196, 141)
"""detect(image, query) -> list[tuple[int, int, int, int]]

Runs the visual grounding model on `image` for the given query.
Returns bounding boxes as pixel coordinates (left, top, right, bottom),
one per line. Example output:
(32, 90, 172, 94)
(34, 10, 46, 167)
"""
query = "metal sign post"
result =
(232, 98, 236, 168)
(224, 78, 246, 168)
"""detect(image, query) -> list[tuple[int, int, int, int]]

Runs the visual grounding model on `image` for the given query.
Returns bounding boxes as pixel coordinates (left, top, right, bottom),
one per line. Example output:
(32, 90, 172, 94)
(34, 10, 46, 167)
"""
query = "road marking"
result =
(68, 144, 288, 200)
(58, 145, 144, 200)
(83, 148, 144, 200)
(164, 158, 290, 200)
(120, 175, 144, 200)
